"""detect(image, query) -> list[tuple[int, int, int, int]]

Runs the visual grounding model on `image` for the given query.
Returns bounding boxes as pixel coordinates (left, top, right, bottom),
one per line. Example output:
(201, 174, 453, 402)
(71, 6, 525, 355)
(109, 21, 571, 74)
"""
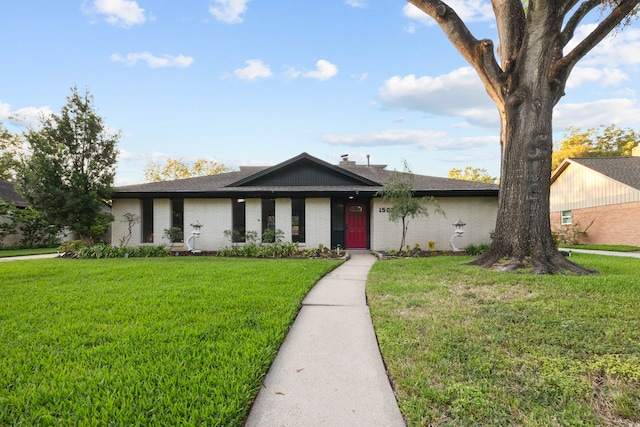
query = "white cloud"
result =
(403, 22, 417, 34)
(83, 0, 146, 27)
(566, 25, 640, 68)
(378, 67, 495, 122)
(403, 0, 493, 27)
(554, 98, 640, 131)
(345, 0, 368, 8)
(284, 66, 302, 80)
(285, 60, 338, 81)
(209, 0, 250, 24)
(0, 102, 52, 127)
(322, 129, 447, 147)
(233, 59, 272, 80)
(402, 4, 433, 26)
(322, 129, 497, 152)
(567, 66, 629, 89)
(110, 52, 194, 68)
(302, 60, 338, 81)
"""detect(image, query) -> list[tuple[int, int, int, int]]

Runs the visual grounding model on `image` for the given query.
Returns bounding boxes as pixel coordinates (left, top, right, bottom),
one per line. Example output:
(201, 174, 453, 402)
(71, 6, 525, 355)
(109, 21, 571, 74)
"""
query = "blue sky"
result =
(2, 1, 639, 186)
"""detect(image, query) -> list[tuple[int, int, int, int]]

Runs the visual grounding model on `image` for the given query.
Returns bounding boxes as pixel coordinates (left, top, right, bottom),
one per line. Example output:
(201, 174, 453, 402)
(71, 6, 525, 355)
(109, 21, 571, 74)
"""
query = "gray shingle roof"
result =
(570, 157, 640, 191)
(114, 153, 498, 197)
(0, 181, 28, 208)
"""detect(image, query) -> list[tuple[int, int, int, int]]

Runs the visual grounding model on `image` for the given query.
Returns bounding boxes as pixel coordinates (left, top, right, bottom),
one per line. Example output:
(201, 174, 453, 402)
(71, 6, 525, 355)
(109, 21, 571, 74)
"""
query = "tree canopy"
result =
(552, 124, 639, 170)
(0, 122, 21, 181)
(17, 86, 119, 244)
(144, 157, 231, 182)
(448, 166, 497, 183)
(409, 0, 639, 274)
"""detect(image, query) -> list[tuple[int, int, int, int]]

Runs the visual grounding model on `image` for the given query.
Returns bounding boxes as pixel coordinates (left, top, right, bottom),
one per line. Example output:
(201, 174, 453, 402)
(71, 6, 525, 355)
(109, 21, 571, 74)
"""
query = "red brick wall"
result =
(551, 201, 640, 246)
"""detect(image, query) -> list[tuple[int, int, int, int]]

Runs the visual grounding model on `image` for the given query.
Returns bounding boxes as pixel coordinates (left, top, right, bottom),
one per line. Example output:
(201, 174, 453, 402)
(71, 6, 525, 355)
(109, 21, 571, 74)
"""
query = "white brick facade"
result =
(304, 198, 331, 248)
(184, 199, 230, 250)
(153, 199, 172, 247)
(370, 197, 497, 251)
(112, 195, 497, 251)
(275, 198, 292, 242)
(111, 199, 142, 246)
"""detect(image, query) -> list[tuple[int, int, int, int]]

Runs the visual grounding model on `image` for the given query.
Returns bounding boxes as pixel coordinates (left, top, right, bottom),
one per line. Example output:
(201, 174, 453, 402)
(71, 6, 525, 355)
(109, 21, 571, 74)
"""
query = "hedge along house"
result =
(111, 153, 499, 252)
(550, 146, 640, 246)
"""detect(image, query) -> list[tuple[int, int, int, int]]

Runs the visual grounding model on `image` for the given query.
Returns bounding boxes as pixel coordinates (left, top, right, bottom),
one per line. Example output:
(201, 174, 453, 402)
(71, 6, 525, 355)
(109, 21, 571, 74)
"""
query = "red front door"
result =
(345, 202, 367, 249)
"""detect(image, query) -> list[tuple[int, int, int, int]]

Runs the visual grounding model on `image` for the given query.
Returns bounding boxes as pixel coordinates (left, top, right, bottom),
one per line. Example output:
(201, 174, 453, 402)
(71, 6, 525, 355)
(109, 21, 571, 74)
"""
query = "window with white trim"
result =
(561, 210, 572, 225)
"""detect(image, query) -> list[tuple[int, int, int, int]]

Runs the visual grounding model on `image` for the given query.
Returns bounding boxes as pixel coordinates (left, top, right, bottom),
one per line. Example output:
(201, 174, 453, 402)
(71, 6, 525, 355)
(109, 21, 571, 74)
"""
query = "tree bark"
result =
(468, 3, 596, 274)
(468, 92, 595, 274)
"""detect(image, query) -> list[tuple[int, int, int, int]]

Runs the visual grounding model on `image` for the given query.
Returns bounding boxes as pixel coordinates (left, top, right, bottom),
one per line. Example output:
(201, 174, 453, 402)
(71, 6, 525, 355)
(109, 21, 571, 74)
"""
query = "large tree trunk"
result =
(470, 99, 593, 274)
(469, 18, 595, 274)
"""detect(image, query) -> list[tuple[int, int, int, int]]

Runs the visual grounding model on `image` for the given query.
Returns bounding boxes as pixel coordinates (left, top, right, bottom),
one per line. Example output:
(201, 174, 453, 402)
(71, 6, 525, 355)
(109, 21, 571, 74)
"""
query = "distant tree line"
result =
(450, 123, 639, 183)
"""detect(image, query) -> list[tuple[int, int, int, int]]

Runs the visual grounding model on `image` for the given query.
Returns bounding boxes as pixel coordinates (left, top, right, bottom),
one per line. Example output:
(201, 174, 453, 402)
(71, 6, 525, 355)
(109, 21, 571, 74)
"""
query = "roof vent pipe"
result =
(367, 154, 370, 167)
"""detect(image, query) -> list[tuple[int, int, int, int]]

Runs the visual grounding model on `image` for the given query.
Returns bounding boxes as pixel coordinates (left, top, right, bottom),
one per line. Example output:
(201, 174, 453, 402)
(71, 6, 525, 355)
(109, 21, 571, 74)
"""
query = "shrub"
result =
(131, 245, 169, 258)
(59, 240, 86, 253)
(553, 220, 594, 245)
(74, 243, 168, 259)
(163, 227, 183, 249)
(262, 228, 285, 244)
(465, 243, 490, 255)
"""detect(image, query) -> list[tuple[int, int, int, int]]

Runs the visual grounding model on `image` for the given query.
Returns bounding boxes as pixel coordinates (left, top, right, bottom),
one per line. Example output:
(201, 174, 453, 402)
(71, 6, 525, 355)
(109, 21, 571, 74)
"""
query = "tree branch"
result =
(560, 0, 601, 47)
(407, 0, 504, 104)
(551, 0, 640, 83)
(490, 0, 526, 71)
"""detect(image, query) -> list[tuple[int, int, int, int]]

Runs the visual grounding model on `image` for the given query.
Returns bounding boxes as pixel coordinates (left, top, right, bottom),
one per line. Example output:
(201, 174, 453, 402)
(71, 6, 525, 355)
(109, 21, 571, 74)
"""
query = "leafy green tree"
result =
(0, 200, 61, 248)
(409, 0, 639, 274)
(552, 124, 639, 170)
(144, 157, 231, 182)
(0, 199, 18, 246)
(0, 122, 21, 181)
(13, 207, 62, 247)
(448, 166, 497, 183)
(18, 86, 119, 244)
(376, 161, 444, 251)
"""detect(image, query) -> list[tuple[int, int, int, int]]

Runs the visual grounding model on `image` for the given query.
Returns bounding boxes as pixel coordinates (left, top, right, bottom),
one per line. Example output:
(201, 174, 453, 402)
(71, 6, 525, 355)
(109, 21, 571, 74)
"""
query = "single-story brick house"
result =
(550, 146, 640, 246)
(111, 153, 499, 251)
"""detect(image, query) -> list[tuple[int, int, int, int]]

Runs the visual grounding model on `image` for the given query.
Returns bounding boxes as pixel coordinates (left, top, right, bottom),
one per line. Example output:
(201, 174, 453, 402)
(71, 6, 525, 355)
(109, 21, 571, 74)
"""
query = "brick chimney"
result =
(339, 154, 356, 166)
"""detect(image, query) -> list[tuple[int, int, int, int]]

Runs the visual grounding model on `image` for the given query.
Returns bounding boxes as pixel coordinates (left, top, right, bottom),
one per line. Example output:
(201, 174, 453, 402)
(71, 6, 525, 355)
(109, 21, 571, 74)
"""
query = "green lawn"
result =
(0, 257, 341, 426)
(367, 254, 640, 426)
(0, 247, 58, 258)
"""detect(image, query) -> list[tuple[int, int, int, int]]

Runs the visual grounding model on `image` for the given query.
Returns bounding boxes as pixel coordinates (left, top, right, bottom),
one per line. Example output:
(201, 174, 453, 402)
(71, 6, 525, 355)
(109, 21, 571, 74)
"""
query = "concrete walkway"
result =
(559, 248, 640, 258)
(0, 253, 59, 262)
(244, 251, 405, 427)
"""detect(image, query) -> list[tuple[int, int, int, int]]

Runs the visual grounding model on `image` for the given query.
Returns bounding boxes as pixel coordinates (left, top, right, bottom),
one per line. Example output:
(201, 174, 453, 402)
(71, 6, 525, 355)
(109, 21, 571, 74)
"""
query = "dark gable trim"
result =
(227, 152, 380, 187)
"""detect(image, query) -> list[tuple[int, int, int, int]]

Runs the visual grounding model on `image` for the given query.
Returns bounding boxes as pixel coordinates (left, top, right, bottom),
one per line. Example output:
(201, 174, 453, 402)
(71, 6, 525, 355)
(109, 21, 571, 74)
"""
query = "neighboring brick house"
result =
(0, 180, 29, 246)
(550, 146, 640, 246)
(111, 152, 499, 252)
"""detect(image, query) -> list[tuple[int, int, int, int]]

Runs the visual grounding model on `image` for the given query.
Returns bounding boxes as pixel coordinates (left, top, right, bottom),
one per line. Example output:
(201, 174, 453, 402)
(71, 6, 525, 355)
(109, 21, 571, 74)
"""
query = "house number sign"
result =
(378, 207, 391, 213)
